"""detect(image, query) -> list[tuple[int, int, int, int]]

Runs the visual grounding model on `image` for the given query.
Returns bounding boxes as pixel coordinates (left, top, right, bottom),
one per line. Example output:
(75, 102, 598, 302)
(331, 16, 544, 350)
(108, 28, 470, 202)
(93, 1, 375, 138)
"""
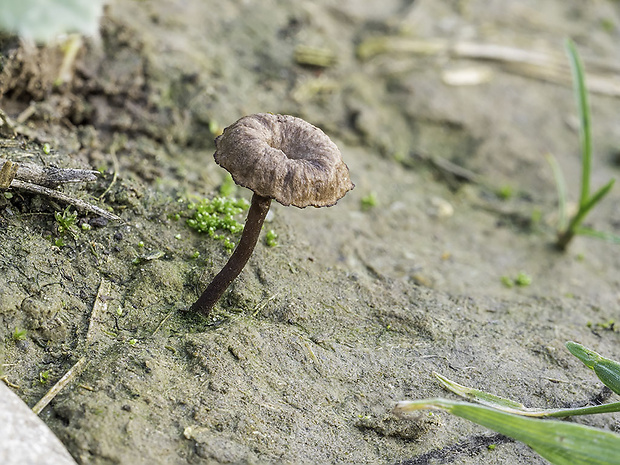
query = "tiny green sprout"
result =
(138, 241, 145, 248)
(361, 192, 378, 211)
(174, 233, 182, 240)
(12, 327, 27, 341)
(39, 370, 50, 385)
(54, 237, 66, 247)
(55, 207, 78, 237)
(128, 338, 138, 346)
(497, 185, 513, 200)
(487, 444, 496, 451)
(43, 143, 51, 155)
(208, 119, 222, 137)
(265, 229, 278, 247)
(500, 276, 514, 288)
(116, 307, 123, 317)
(3, 192, 13, 199)
(81, 223, 91, 231)
(515, 272, 532, 287)
(170, 213, 180, 221)
(191, 251, 200, 259)
(165, 345, 177, 354)
(530, 207, 542, 225)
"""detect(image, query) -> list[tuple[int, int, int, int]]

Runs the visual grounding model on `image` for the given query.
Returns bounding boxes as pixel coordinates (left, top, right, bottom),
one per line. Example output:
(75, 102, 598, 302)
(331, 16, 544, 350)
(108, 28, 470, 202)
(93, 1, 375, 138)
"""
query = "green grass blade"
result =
(567, 342, 620, 395)
(434, 372, 527, 410)
(578, 178, 615, 218)
(545, 153, 568, 230)
(575, 227, 620, 244)
(565, 39, 591, 205)
(395, 398, 620, 465)
(563, 178, 615, 240)
(434, 371, 620, 417)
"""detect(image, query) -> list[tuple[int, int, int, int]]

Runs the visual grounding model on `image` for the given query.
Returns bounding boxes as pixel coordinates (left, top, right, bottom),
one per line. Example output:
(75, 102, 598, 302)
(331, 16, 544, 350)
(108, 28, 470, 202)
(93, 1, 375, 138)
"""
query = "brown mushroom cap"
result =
(214, 113, 354, 208)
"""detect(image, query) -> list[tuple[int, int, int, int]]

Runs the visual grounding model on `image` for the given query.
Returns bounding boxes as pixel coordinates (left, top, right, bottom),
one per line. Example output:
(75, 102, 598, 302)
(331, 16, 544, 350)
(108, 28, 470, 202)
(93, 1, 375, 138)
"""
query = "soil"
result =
(1, 1, 619, 464)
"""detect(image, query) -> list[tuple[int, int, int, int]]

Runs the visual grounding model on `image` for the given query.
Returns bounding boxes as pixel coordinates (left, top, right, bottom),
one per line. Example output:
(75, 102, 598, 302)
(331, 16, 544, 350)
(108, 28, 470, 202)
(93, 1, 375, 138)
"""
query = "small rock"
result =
(427, 196, 454, 218)
(0, 382, 77, 465)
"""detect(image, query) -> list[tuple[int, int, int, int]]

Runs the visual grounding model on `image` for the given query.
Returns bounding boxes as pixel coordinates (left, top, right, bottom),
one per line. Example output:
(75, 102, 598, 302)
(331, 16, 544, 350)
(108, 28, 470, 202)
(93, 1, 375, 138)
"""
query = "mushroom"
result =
(190, 113, 354, 316)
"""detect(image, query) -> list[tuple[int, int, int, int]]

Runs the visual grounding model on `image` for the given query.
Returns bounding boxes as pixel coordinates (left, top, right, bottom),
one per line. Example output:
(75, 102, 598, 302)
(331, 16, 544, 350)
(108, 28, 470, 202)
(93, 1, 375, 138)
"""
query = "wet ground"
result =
(1, 0, 619, 464)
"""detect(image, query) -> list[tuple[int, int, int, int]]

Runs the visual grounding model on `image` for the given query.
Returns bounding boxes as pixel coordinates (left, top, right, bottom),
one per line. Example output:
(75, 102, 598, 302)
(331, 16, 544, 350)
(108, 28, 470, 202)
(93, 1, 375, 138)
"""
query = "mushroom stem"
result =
(190, 193, 272, 316)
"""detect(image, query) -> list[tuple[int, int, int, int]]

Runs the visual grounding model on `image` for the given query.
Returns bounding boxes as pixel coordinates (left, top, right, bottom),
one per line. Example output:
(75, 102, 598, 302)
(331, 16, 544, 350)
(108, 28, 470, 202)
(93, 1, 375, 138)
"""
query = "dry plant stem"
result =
(31, 358, 88, 415)
(1, 157, 119, 220)
(556, 230, 574, 251)
(0, 157, 99, 186)
(190, 193, 272, 316)
(10, 179, 120, 221)
(32, 278, 110, 414)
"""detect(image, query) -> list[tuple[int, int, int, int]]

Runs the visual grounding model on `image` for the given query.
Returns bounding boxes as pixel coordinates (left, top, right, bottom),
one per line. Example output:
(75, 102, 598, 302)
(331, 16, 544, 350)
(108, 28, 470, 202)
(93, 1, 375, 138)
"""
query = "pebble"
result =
(0, 382, 77, 465)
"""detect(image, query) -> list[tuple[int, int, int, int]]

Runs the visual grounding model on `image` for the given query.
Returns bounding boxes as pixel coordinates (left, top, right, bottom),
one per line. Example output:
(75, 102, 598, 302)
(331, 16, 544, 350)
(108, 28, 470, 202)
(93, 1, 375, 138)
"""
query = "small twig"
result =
(86, 278, 111, 345)
(0, 108, 16, 137)
(0, 159, 19, 189)
(357, 37, 620, 97)
(10, 179, 120, 221)
(253, 293, 279, 317)
(152, 309, 174, 336)
(31, 357, 88, 415)
(56, 34, 83, 85)
(1, 157, 120, 220)
(15, 103, 37, 125)
(1, 376, 20, 389)
(410, 151, 483, 184)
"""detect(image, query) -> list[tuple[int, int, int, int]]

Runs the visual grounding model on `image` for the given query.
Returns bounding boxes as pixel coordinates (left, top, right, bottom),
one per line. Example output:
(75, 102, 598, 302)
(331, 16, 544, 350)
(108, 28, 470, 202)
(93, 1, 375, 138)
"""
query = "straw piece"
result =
(32, 279, 111, 415)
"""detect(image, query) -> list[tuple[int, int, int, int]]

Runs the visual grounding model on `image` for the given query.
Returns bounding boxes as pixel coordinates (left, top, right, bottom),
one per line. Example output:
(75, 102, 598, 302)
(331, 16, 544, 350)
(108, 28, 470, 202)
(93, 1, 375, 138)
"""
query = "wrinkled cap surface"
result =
(214, 113, 354, 208)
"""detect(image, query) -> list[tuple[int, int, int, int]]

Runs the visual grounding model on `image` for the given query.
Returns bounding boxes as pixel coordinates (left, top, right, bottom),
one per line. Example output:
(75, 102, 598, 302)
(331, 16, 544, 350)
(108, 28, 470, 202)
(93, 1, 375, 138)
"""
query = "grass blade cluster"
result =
(553, 40, 617, 250)
(396, 341, 620, 464)
(394, 399, 620, 465)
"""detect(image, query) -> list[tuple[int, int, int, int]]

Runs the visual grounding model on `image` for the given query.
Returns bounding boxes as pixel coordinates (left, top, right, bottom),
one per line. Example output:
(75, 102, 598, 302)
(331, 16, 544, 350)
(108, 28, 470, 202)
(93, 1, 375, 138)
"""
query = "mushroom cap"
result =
(213, 113, 354, 208)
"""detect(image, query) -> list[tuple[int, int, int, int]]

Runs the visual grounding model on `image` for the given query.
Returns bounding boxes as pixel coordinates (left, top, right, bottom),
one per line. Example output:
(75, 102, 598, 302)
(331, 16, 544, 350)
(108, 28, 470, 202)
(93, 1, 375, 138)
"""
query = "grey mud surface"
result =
(1, 1, 619, 464)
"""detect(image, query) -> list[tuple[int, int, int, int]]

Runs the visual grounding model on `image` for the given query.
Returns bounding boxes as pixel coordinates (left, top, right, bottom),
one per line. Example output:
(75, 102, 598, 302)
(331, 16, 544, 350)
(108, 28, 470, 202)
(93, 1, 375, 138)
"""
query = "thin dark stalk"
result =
(190, 193, 271, 316)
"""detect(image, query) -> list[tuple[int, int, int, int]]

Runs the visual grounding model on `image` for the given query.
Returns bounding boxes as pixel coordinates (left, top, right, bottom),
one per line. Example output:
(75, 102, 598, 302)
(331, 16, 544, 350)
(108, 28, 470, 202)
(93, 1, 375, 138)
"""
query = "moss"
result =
(265, 229, 278, 247)
(184, 196, 249, 251)
(361, 192, 378, 211)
